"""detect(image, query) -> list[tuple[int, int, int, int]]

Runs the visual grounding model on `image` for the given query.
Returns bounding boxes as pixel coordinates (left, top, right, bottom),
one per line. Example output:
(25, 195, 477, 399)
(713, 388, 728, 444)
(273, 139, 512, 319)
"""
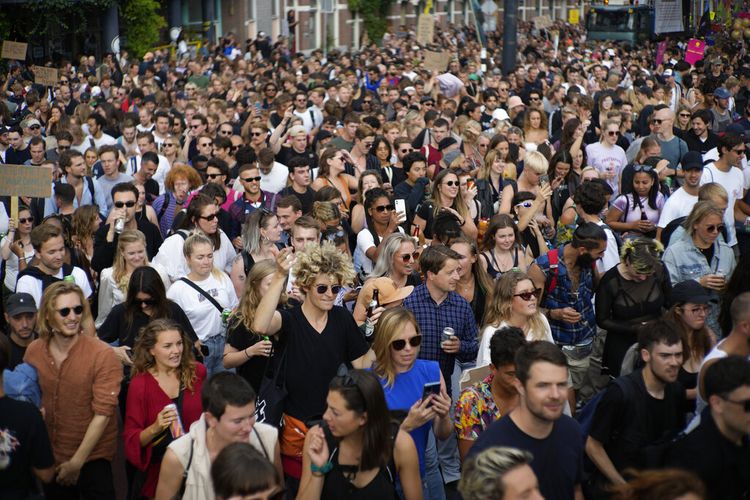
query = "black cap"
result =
(671, 280, 715, 306)
(681, 151, 704, 171)
(6, 293, 37, 316)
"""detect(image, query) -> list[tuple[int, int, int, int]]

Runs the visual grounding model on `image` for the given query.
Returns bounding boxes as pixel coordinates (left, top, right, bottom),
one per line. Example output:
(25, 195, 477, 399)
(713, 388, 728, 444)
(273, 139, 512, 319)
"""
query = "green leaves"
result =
(347, 0, 392, 44)
(121, 0, 166, 58)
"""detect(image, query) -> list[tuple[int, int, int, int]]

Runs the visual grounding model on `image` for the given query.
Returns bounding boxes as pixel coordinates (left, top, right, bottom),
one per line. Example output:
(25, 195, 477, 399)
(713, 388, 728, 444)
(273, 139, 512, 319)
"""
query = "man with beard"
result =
(528, 223, 607, 401)
(585, 319, 686, 492)
(468, 341, 584, 500)
(3, 293, 38, 370)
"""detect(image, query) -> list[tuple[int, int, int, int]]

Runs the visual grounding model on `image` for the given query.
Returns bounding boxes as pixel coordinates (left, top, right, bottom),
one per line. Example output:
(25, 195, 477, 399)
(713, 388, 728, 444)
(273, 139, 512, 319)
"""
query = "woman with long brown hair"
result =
(412, 169, 478, 241)
(124, 319, 206, 499)
(479, 214, 533, 279)
(311, 148, 358, 211)
(451, 237, 493, 326)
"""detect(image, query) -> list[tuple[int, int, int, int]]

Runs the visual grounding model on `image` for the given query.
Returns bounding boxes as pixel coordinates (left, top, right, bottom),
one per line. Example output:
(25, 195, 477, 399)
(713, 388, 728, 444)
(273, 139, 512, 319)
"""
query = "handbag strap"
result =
(253, 426, 270, 460)
(179, 277, 223, 314)
(178, 436, 194, 498)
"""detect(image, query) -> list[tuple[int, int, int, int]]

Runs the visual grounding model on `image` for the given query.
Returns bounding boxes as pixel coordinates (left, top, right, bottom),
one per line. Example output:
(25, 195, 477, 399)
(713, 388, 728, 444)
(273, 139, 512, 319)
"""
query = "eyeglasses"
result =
(679, 113, 691, 118)
(652, 119, 664, 124)
(199, 142, 213, 147)
(401, 252, 421, 263)
(242, 176, 262, 182)
(721, 396, 750, 412)
(251, 131, 265, 137)
(315, 284, 343, 295)
(57, 305, 84, 317)
(114, 201, 136, 208)
(199, 213, 218, 221)
(391, 335, 422, 351)
(135, 298, 157, 307)
(374, 204, 395, 212)
(29, 125, 41, 130)
(515, 201, 534, 208)
(18, 217, 34, 224)
(633, 165, 654, 172)
(732, 148, 746, 155)
(705, 224, 725, 233)
(514, 289, 541, 301)
(206, 173, 224, 179)
(606, 131, 618, 136)
(443, 181, 459, 187)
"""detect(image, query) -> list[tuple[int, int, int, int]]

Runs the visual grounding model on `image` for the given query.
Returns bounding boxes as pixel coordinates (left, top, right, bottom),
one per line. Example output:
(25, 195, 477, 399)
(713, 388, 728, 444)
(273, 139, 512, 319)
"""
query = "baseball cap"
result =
(681, 151, 704, 171)
(492, 108, 510, 122)
(176, 91, 187, 100)
(714, 87, 731, 99)
(662, 69, 674, 77)
(670, 280, 715, 306)
(6, 293, 37, 316)
(25, 118, 41, 128)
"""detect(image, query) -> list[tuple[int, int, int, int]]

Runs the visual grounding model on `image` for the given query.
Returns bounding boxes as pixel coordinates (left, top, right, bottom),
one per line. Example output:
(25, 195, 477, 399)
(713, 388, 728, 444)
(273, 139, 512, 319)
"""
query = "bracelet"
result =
(244, 348, 250, 359)
(311, 461, 333, 475)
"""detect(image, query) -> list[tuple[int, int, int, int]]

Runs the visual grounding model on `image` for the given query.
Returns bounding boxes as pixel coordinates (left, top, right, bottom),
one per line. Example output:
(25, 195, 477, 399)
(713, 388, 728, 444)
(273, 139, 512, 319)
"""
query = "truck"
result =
(585, 0, 656, 43)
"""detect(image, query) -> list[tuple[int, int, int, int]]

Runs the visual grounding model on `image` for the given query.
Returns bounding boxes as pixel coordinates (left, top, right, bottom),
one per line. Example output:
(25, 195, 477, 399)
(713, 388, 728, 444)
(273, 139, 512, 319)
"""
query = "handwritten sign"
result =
(424, 50, 450, 72)
(533, 15, 552, 29)
(33, 66, 58, 86)
(1, 41, 27, 60)
(0, 165, 53, 198)
(417, 14, 434, 45)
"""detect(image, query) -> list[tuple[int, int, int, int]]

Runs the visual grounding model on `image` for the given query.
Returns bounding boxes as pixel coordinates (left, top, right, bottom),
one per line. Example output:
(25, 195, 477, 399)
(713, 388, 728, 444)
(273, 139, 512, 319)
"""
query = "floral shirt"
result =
(454, 374, 502, 441)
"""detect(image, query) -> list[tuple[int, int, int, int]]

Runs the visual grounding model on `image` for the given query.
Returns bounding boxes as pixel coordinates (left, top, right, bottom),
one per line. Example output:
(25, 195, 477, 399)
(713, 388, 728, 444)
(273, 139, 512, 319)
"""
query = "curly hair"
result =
(292, 241, 356, 290)
(132, 318, 198, 392)
(165, 163, 203, 192)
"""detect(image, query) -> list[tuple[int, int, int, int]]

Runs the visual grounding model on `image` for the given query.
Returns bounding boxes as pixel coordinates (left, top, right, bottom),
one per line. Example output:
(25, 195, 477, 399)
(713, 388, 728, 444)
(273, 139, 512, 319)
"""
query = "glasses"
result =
(58, 145, 70, 151)
(423, 102, 434, 107)
(363, 100, 373, 104)
(443, 181, 459, 187)
(732, 148, 746, 155)
(135, 298, 157, 307)
(219, 130, 232, 136)
(199, 142, 213, 147)
(57, 305, 84, 317)
(164, 143, 176, 147)
(190, 124, 201, 129)
(498, 87, 509, 92)
(721, 396, 750, 412)
(633, 165, 654, 172)
(529, 97, 541, 102)
(374, 204, 395, 212)
(401, 252, 421, 263)
(514, 289, 541, 301)
(199, 213, 218, 221)
(242, 176, 262, 182)
(391, 335, 422, 351)
(652, 119, 665, 124)
(399, 149, 412, 154)
(706, 224, 725, 233)
(29, 125, 41, 130)
(515, 201, 534, 208)
(206, 173, 224, 179)
(114, 201, 136, 208)
(18, 217, 34, 224)
(251, 131, 265, 137)
(679, 113, 691, 118)
(606, 131, 618, 136)
(315, 284, 343, 295)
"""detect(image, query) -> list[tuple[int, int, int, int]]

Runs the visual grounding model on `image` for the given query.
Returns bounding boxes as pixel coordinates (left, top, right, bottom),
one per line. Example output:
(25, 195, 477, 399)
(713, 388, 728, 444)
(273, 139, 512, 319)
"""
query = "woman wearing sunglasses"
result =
(0, 206, 35, 304)
(605, 162, 665, 239)
(585, 118, 627, 197)
(498, 151, 554, 233)
(511, 192, 551, 260)
(354, 188, 406, 279)
(96, 230, 169, 329)
(663, 201, 736, 336)
(476, 270, 553, 367)
(413, 169, 477, 242)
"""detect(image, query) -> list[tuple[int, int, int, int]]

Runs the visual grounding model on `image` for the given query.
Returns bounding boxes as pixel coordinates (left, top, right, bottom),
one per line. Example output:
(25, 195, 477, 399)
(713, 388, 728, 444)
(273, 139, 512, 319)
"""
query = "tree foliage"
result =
(121, 0, 167, 57)
(26, 0, 116, 35)
(348, 0, 393, 44)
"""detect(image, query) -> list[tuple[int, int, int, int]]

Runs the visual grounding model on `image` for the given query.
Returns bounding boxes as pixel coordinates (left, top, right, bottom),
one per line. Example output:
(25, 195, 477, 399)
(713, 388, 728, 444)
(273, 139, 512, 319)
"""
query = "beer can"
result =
(164, 403, 185, 438)
(441, 327, 456, 344)
(114, 218, 125, 234)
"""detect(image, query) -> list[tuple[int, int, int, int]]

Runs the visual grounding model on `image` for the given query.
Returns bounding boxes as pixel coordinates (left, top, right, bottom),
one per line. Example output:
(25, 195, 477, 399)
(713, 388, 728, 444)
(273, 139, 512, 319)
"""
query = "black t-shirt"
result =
(279, 185, 315, 215)
(469, 414, 584, 500)
(97, 300, 198, 347)
(6, 334, 36, 370)
(226, 321, 276, 393)
(275, 146, 318, 172)
(280, 306, 369, 421)
(90, 218, 164, 273)
(0, 396, 54, 500)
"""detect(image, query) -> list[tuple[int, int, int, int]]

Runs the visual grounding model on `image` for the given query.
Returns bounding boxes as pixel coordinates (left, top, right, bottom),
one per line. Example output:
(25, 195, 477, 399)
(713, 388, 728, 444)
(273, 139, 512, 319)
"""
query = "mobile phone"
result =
(200, 345, 210, 357)
(126, 349, 134, 360)
(254, 101, 262, 113)
(540, 174, 549, 186)
(421, 382, 441, 402)
(394, 198, 406, 215)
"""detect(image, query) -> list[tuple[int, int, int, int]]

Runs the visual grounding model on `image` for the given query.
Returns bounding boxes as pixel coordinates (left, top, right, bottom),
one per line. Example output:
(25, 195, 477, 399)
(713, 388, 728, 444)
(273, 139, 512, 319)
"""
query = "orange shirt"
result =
(24, 334, 122, 464)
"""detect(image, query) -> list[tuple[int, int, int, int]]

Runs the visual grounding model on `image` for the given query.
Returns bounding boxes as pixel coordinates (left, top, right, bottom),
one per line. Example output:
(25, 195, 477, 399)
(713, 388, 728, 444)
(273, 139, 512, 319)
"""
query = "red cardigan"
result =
(123, 362, 206, 497)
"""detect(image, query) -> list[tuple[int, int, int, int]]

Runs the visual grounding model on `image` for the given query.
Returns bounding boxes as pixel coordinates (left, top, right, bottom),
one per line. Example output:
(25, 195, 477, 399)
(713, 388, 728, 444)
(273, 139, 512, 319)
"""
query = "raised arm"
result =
(253, 247, 295, 335)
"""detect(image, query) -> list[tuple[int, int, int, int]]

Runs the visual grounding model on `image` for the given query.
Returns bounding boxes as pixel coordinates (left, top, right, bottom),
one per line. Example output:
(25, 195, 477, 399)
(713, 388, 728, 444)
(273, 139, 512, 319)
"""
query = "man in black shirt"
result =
(3, 293, 38, 370)
(684, 109, 719, 155)
(665, 356, 750, 499)
(278, 157, 315, 214)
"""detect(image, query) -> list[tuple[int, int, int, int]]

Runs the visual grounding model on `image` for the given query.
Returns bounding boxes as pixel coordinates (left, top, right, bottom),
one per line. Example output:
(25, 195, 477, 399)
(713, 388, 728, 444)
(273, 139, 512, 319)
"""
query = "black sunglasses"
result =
(706, 224, 725, 233)
(633, 165, 654, 172)
(251, 132, 265, 137)
(374, 204, 394, 213)
(242, 176, 262, 182)
(114, 201, 136, 208)
(57, 305, 84, 317)
(391, 335, 422, 351)
(18, 217, 34, 224)
(206, 173, 224, 179)
(443, 181, 459, 187)
(135, 298, 157, 307)
(199, 213, 218, 221)
(722, 396, 750, 412)
(29, 125, 41, 130)
(652, 119, 664, 124)
(606, 131, 618, 136)
(401, 252, 421, 263)
(315, 284, 343, 295)
(514, 289, 541, 301)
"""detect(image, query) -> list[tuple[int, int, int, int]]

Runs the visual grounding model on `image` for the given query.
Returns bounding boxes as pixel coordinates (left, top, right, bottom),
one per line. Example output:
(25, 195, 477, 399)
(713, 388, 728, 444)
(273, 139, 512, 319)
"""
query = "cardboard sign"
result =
(417, 14, 434, 45)
(568, 9, 580, 24)
(0, 165, 53, 198)
(1, 41, 27, 60)
(33, 66, 58, 87)
(424, 50, 450, 72)
(533, 15, 552, 29)
(685, 39, 706, 65)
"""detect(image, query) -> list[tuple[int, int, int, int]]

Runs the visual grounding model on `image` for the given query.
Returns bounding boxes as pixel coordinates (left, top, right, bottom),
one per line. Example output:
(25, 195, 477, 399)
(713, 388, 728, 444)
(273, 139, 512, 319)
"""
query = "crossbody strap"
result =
(179, 277, 223, 313)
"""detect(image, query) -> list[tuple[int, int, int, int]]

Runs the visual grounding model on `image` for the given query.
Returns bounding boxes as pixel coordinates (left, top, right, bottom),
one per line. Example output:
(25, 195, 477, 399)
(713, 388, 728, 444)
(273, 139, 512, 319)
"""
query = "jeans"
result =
(43, 459, 114, 500)
(203, 334, 227, 378)
(424, 432, 447, 500)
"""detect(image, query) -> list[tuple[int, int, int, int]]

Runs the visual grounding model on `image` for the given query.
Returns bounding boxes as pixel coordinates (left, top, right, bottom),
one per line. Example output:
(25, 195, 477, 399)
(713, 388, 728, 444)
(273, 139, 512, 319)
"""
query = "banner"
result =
(654, 0, 684, 33)
(685, 39, 706, 65)
(1, 41, 27, 60)
(417, 14, 434, 45)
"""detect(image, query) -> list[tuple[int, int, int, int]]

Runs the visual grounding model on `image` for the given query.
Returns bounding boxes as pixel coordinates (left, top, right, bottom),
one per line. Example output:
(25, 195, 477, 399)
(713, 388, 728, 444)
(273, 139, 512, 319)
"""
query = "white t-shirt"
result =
(16, 266, 92, 308)
(152, 230, 237, 285)
(701, 163, 745, 246)
(166, 272, 238, 341)
(585, 142, 628, 197)
(657, 187, 699, 229)
(476, 318, 553, 367)
(596, 222, 620, 274)
(260, 162, 290, 194)
(92, 133, 117, 149)
(127, 154, 172, 194)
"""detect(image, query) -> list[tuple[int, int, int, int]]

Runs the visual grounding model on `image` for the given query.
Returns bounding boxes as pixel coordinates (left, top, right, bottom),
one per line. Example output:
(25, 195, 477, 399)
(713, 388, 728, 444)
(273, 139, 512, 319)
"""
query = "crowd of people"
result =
(1, 16, 750, 500)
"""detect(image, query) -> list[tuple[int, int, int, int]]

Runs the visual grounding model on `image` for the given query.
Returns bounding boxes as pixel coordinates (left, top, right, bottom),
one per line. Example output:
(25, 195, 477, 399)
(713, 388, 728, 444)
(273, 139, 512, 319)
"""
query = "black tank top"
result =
(481, 248, 520, 280)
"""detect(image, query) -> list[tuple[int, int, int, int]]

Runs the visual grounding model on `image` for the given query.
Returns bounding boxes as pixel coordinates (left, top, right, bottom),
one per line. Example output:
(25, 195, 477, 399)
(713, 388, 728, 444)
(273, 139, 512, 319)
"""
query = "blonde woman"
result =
(96, 230, 169, 328)
(498, 151, 554, 228)
(476, 149, 506, 219)
(476, 270, 553, 366)
(413, 169, 478, 241)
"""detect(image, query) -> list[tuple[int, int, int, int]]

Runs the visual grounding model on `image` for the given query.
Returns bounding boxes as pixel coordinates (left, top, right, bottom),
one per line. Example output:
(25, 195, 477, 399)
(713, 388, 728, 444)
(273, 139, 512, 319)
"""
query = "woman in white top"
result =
(476, 270, 553, 367)
(167, 233, 238, 378)
(0, 207, 35, 302)
(153, 193, 236, 284)
(354, 188, 405, 278)
(96, 229, 169, 328)
(585, 118, 628, 197)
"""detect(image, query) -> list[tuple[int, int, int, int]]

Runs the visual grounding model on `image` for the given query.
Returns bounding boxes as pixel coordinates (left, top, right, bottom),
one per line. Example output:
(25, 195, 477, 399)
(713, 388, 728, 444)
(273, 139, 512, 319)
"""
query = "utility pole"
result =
(502, 0, 518, 75)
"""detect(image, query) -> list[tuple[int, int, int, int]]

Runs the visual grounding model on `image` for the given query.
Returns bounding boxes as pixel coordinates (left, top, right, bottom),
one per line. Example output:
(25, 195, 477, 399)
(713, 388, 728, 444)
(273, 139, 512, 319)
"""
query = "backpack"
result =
(17, 263, 75, 291)
(157, 191, 171, 223)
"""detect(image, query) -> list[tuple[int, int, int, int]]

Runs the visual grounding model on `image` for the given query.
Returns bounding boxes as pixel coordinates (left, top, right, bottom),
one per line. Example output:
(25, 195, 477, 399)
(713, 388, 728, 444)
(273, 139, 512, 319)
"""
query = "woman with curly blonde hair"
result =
(252, 245, 371, 475)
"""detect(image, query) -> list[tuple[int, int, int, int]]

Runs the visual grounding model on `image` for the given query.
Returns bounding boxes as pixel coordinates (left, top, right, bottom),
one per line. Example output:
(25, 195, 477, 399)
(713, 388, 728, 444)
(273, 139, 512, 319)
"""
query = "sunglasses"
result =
(251, 131, 265, 137)
(58, 145, 71, 150)
(242, 176, 262, 182)
(443, 181, 459, 187)
(652, 119, 664, 124)
(135, 298, 157, 307)
(633, 165, 654, 172)
(391, 335, 422, 351)
(199, 142, 213, 147)
(722, 396, 750, 412)
(401, 252, 421, 263)
(606, 131, 618, 136)
(374, 204, 395, 212)
(679, 113, 691, 117)
(190, 124, 201, 129)
(18, 217, 34, 224)
(114, 201, 136, 208)
(219, 130, 232, 135)
(733, 148, 746, 155)
(164, 143, 176, 147)
(57, 305, 84, 317)
(514, 289, 541, 301)
(206, 173, 225, 179)
(29, 125, 41, 130)
(399, 149, 412, 154)
(706, 224, 725, 233)
(199, 213, 218, 221)
(515, 201, 534, 208)
(315, 284, 343, 295)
